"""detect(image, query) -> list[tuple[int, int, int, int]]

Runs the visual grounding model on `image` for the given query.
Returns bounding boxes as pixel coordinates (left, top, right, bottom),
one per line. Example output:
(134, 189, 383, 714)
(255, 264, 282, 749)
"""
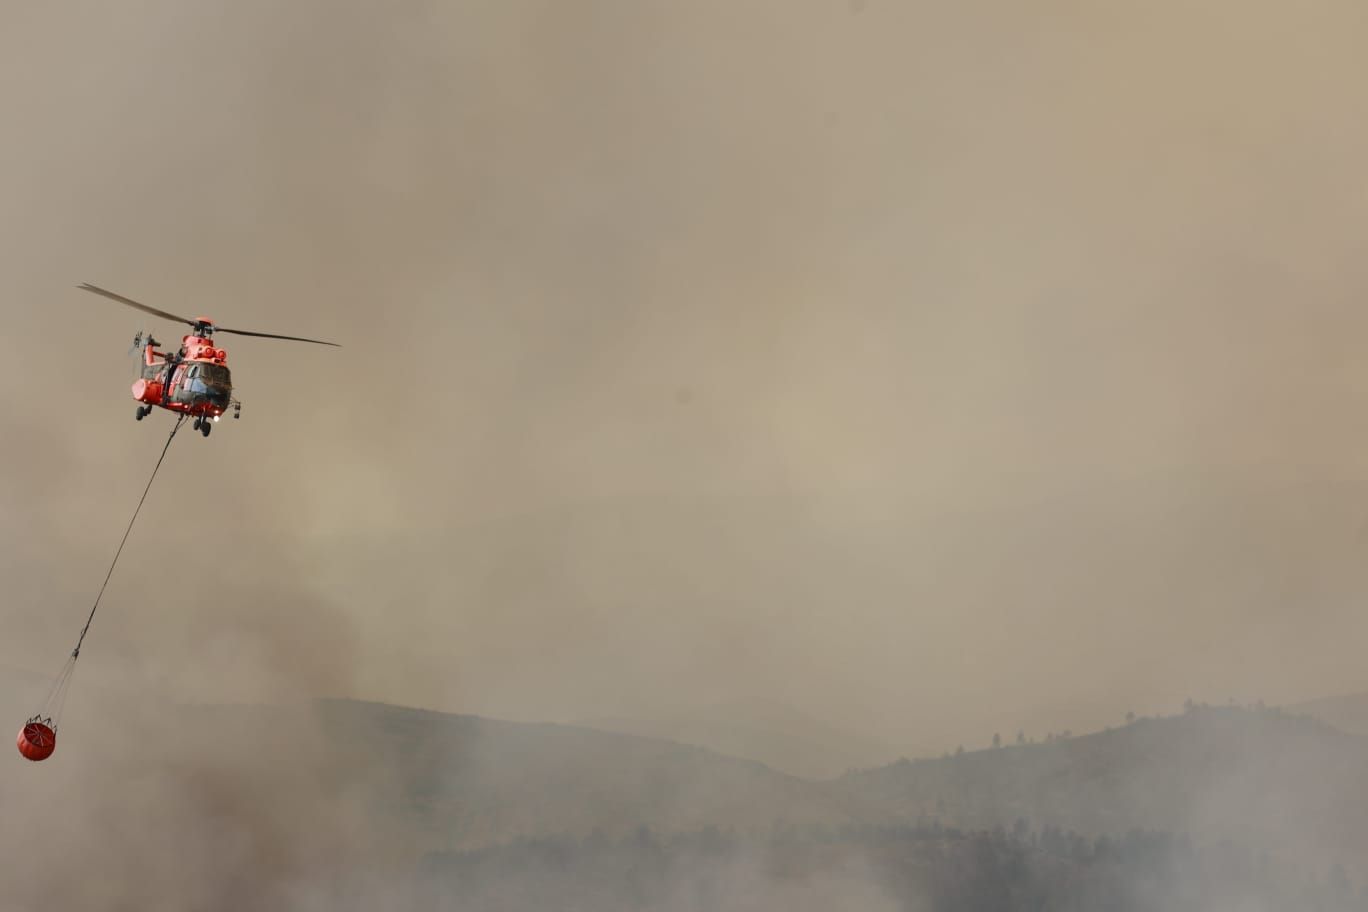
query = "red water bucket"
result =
(17, 720, 56, 762)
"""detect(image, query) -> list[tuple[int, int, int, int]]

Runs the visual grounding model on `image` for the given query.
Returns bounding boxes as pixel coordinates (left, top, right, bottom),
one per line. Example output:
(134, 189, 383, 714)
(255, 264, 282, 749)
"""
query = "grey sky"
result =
(2, 0, 1367, 761)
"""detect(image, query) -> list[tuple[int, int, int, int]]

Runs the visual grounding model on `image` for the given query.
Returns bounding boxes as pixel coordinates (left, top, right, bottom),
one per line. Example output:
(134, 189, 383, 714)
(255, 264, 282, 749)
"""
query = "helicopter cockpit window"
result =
(199, 363, 231, 389)
(185, 363, 231, 391)
(183, 362, 232, 407)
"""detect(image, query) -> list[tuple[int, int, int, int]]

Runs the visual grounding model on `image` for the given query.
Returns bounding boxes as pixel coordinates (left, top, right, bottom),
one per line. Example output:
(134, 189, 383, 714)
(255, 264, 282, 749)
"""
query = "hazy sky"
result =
(3, 0, 1368, 760)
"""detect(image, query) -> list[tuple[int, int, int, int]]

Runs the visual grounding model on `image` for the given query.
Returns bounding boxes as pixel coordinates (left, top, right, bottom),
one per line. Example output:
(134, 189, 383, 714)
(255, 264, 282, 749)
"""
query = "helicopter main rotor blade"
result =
(80, 282, 340, 346)
(77, 283, 197, 328)
(216, 326, 341, 347)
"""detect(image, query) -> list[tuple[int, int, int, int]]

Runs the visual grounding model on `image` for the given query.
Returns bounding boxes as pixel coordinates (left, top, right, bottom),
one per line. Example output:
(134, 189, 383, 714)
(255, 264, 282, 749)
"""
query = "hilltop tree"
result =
(1126, 711, 1135, 724)
(1016, 730, 1025, 745)
(993, 733, 1001, 749)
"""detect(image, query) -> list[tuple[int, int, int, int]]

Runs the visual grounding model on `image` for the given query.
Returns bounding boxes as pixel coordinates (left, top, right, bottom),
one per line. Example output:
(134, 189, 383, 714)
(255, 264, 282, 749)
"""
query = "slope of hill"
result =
(169, 699, 1368, 867)
(574, 698, 899, 779)
(10, 692, 1368, 909)
(1288, 690, 1368, 736)
(305, 699, 861, 850)
(833, 706, 1368, 870)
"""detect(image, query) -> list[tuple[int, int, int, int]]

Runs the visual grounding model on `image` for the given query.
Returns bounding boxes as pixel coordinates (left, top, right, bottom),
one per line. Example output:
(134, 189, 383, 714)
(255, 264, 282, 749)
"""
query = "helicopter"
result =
(78, 283, 339, 437)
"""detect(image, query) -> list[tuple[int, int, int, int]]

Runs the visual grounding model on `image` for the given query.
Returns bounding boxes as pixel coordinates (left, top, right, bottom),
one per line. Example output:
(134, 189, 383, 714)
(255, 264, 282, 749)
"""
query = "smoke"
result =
(1, 0, 1368, 906)
(4, 0, 1368, 758)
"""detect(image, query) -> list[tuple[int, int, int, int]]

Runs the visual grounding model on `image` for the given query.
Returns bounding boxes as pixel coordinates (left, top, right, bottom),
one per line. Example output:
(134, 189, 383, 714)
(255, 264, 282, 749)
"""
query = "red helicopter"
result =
(79, 283, 339, 437)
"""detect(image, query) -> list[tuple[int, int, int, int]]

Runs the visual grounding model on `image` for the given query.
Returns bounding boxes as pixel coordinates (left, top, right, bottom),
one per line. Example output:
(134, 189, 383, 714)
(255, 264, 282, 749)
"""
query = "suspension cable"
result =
(70, 413, 186, 660)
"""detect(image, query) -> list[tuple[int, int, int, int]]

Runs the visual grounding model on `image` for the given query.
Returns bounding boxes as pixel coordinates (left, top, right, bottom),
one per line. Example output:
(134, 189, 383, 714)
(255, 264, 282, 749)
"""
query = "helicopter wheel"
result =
(135, 406, 147, 421)
(200, 421, 211, 438)
(192, 416, 202, 431)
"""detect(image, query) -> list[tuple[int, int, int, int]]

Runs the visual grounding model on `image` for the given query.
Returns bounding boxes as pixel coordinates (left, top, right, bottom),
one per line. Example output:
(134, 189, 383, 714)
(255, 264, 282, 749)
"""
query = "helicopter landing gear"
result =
(135, 405, 149, 421)
(200, 420, 211, 438)
(192, 416, 203, 431)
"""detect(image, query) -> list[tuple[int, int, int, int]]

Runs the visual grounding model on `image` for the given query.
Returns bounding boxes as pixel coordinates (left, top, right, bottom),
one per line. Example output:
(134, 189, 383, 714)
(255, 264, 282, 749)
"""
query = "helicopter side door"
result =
(167, 363, 190, 404)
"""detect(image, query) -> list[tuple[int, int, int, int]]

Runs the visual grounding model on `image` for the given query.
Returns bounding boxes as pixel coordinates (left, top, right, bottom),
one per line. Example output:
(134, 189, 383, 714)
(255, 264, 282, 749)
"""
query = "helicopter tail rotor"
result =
(128, 331, 160, 358)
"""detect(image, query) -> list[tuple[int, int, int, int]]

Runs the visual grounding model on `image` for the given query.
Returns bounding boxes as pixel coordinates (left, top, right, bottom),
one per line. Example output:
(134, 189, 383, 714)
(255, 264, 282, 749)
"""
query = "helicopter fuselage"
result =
(132, 332, 236, 421)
